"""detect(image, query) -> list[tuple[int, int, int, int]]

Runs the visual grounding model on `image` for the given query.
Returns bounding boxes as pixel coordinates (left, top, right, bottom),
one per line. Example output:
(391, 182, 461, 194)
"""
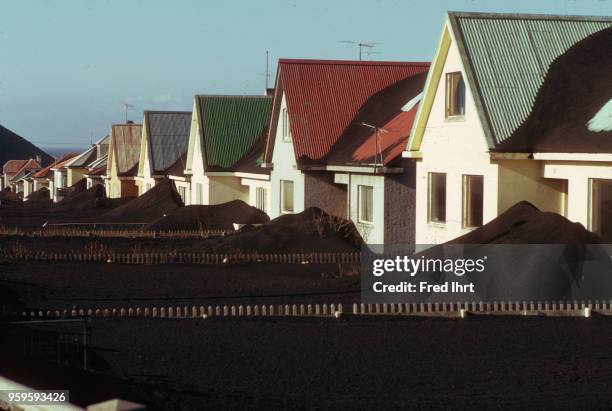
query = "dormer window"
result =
(445, 72, 465, 118)
(282, 108, 291, 141)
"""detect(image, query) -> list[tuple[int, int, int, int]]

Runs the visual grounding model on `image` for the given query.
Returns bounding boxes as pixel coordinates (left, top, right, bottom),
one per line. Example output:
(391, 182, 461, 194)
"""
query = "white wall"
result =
(269, 93, 305, 218)
(188, 109, 211, 205)
(242, 178, 271, 214)
(346, 173, 385, 244)
(416, 34, 497, 244)
(543, 161, 612, 231)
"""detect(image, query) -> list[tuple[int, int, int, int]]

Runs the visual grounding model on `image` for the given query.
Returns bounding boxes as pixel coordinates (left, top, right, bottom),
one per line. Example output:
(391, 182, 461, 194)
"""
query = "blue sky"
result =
(1, 0, 611, 152)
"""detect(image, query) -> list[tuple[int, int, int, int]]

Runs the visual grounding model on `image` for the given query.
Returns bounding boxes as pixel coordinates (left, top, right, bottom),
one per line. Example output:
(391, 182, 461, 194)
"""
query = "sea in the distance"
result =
(41, 146, 89, 159)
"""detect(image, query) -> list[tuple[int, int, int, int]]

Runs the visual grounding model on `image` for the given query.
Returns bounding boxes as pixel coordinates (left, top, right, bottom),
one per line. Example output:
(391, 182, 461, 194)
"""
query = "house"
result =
(184, 95, 272, 211)
(136, 111, 191, 202)
(51, 155, 80, 202)
(263, 59, 429, 244)
(104, 123, 143, 198)
(84, 157, 108, 189)
(0, 123, 52, 190)
(9, 158, 41, 197)
(29, 153, 78, 199)
(403, 12, 612, 244)
(493, 26, 612, 241)
(65, 135, 109, 187)
(2, 160, 29, 192)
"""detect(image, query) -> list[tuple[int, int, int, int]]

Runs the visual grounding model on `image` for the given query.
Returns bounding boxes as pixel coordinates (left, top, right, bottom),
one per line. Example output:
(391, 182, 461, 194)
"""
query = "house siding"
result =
(384, 159, 416, 245)
(304, 171, 347, 219)
(269, 93, 305, 218)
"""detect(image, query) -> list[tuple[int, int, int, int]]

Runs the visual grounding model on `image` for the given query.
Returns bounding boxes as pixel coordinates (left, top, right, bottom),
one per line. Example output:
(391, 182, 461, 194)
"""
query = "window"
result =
(463, 175, 484, 228)
(591, 179, 612, 242)
(255, 187, 267, 212)
(280, 180, 294, 213)
(445, 72, 465, 118)
(428, 173, 447, 223)
(358, 185, 374, 224)
(196, 183, 203, 205)
(282, 108, 291, 141)
(178, 186, 187, 204)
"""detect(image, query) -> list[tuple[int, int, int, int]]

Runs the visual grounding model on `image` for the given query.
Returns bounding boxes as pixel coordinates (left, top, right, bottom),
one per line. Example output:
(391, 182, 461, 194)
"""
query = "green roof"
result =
(199, 95, 272, 169)
(449, 12, 612, 146)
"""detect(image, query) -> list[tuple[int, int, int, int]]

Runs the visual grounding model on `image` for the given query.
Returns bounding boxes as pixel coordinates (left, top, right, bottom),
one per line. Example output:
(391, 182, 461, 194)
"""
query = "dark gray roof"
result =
(145, 111, 192, 173)
(68, 145, 96, 167)
(67, 135, 110, 168)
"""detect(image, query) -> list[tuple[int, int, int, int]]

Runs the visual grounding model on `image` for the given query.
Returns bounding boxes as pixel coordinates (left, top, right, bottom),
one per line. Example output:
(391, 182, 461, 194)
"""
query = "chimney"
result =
(265, 88, 275, 97)
(35, 155, 42, 164)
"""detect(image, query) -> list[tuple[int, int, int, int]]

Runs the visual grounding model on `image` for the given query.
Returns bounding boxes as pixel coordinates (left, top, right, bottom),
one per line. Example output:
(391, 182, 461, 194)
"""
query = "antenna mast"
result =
(341, 41, 379, 61)
(265, 50, 269, 89)
(360, 122, 387, 167)
(123, 103, 134, 123)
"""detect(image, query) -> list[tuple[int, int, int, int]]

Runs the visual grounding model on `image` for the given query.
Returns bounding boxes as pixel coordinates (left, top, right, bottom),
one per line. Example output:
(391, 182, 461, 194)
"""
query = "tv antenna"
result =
(123, 103, 134, 123)
(341, 41, 379, 61)
(259, 50, 272, 91)
(360, 122, 387, 167)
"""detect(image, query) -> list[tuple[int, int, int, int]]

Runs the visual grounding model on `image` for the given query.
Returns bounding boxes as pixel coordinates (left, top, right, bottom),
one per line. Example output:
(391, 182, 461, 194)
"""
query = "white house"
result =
(404, 12, 612, 244)
(263, 59, 429, 244)
(184, 94, 272, 212)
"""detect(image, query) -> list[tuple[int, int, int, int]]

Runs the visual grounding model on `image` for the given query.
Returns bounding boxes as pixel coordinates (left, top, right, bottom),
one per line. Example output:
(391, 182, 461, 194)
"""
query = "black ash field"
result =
(2, 316, 612, 409)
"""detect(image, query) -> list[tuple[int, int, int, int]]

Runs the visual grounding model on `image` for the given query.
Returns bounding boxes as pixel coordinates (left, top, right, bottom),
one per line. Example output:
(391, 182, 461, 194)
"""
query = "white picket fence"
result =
(16, 300, 612, 320)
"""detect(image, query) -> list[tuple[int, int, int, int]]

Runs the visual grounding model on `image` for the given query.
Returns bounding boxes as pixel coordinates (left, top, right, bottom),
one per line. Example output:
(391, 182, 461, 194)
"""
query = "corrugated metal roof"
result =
(33, 153, 77, 179)
(268, 59, 430, 162)
(199, 95, 272, 169)
(2, 159, 28, 175)
(67, 145, 96, 167)
(111, 124, 142, 176)
(145, 111, 192, 173)
(326, 72, 427, 166)
(450, 12, 612, 145)
(10, 159, 40, 182)
(495, 27, 612, 153)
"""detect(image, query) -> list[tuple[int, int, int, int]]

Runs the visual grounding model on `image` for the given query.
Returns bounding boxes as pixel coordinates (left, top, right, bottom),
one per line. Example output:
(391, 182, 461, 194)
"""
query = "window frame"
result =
(196, 183, 203, 205)
(357, 185, 374, 225)
(255, 186, 267, 212)
(445, 71, 466, 119)
(280, 180, 294, 213)
(589, 178, 612, 240)
(282, 108, 291, 142)
(428, 172, 447, 224)
(462, 174, 484, 229)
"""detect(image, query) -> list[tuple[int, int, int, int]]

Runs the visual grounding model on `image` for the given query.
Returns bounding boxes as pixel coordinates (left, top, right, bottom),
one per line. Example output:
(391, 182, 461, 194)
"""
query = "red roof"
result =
(325, 71, 426, 167)
(2, 159, 28, 175)
(33, 153, 78, 179)
(349, 104, 419, 165)
(10, 158, 41, 181)
(265, 59, 430, 163)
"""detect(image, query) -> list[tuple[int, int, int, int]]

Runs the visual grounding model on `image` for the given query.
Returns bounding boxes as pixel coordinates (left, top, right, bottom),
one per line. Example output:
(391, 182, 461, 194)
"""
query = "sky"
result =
(1, 0, 611, 152)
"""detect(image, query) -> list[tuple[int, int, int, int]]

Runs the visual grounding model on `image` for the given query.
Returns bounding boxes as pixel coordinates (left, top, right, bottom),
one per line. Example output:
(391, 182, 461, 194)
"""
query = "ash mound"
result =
(211, 207, 363, 253)
(146, 200, 269, 231)
(101, 178, 183, 223)
(448, 201, 600, 244)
